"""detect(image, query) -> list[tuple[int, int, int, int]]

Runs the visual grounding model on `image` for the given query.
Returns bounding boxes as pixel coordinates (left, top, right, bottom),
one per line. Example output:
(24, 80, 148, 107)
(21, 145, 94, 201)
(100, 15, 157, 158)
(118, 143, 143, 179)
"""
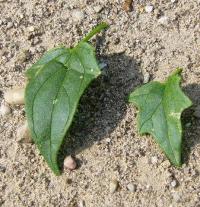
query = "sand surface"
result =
(0, 0, 200, 206)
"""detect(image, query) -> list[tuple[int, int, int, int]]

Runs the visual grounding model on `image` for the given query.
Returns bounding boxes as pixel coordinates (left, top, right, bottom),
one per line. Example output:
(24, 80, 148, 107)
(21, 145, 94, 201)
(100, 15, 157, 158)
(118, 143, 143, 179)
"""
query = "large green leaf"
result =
(25, 23, 108, 175)
(128, 69, 192, 166)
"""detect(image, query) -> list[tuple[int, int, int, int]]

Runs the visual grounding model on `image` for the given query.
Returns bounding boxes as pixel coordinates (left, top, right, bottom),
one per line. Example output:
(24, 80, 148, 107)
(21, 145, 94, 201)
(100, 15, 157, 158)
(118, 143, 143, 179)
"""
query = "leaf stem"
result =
(81, 22, 109, 43)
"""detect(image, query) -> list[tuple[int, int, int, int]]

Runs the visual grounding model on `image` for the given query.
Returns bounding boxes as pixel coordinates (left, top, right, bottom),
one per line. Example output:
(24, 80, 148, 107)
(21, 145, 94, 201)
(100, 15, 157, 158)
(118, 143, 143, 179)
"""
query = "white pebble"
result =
(0, 104, 11, 116)
(94, 5, 103, 13)
(28, 26, 35, 32)
(143, 72, 150, 83)
(4, 88, 25, 105)
(171, 180, 177, 188)
(151, 156, 158, 164)
(78, 200, 85, 207)
(127, 183, 136, 192)
(7, 22, 13, 29)
(145, 5, 154, 13)
(72, 10, 84, 22)
(171, 0, 177, 3)
(64, 155, 77, 170)
(158, 16, 169, 25)
(110, 179, 118, 193)
(17, 121, 32, 143)
(105, 138, 111, 143)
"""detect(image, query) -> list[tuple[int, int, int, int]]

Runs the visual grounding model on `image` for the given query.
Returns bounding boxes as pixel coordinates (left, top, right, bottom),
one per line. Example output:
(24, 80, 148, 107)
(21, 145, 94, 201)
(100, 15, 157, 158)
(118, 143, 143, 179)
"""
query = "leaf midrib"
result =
(139, 84, 178, 165)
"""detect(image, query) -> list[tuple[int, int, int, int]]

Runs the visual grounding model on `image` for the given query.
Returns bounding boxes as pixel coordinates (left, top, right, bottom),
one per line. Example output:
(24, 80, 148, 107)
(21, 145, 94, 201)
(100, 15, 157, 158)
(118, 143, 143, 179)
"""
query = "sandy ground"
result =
(0, 0, 200, 206)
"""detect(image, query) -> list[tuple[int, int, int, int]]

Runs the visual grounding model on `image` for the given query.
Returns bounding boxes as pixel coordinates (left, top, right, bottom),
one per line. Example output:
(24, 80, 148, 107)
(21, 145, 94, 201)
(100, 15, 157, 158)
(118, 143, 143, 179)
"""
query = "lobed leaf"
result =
(128, 69, 192, 166)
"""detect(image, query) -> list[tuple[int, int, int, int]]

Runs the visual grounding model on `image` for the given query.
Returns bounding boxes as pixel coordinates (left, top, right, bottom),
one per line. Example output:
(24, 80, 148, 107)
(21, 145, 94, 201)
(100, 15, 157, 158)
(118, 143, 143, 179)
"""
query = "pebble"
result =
(17, 50, 28, 63)
(172, 192, 181, 202)
(158, 16, 169, 25)
(99, 62, 108, 70)
(161, 160, 171, 168)
(72, 10, 84, 22)
(193, 105, 200, 118)
(105, 138, 111, 143)
(4, 88, 25, 105)
(93, 5, 103, 13)
(0, 104, 11, 116)
(171, 0, 177, 3)
(127, 183, 136, 192)
(28, 26, 35, 32)
(185, 122, 191, 127)
(145, 5, 154, 13)
(110, 179, 119, 193)
(64, 155, 77, 170)
(6, 22, 13, 29)
(171, 180, 177, 188)
(78, 200, 85, 207)
(143, 72, 150, 83)
(150, 156, 158, 164)
(17, 121, 32, 143)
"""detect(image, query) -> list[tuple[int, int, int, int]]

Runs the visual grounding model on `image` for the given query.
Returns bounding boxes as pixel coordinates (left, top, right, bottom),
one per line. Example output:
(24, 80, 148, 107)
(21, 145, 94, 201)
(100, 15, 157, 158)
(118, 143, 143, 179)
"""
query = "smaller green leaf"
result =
(128, 69, 192, 166)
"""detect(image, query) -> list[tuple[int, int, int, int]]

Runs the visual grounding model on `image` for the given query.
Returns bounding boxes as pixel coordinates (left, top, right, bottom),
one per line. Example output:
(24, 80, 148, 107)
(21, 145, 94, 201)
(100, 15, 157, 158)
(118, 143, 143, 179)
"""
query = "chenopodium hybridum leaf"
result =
(128, 69, 192, 166)
(25, 23, 108, 175)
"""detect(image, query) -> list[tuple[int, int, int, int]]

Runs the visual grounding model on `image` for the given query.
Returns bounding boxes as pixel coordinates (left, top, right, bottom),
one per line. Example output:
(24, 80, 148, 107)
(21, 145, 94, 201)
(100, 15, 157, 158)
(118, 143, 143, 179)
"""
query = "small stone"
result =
(17, 50, 29, 63)
(171, 0, 177, 3)
(158, 16, 169, 25)
(127, 183, 136, 192)
(0, 165, 6, 173)
(105, 138, 111, 143)
(28, 26, 35, 32)
(145, 5, 154, 13)
(99, 62, 108, 70)
(171, 180, 177, 188)
(151, 156, 158, 164)
(72, 10, 84, 22)
(193, 106, 200, 118)
(110, 179, 119, 193)
(17, 121, 32, 143)
(78, 200, 85, 207)
(7, 22, 13, 29)
(143, 72, 150, 83)
(123, 0, 133, 12)
(185, 122, 191, 127)
(0, 104, 11, 116)
(172, 192, 181, 202)
(64, 155, 77, 170)
(19, 13, 24, 19)
(94, 5, 103, 13)
(4, 88, 25, 105)
(161, 160, 171, 168)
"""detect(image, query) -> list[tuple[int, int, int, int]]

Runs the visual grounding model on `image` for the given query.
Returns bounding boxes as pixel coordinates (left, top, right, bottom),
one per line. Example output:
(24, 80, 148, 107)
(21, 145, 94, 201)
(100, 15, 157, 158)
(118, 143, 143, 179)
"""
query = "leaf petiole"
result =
(80, 22, 109, 43)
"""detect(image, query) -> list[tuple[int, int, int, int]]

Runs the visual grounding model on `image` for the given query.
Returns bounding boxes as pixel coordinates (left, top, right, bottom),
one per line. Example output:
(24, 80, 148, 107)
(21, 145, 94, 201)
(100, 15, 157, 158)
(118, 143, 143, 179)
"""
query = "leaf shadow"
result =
(182, 84, 200, 165)
(58, 52, 143, 170)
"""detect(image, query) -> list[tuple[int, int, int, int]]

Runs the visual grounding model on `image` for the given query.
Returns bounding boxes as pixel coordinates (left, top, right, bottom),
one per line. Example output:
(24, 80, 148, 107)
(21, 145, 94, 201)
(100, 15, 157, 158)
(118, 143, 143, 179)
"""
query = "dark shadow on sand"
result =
(58, 51, 143, 170)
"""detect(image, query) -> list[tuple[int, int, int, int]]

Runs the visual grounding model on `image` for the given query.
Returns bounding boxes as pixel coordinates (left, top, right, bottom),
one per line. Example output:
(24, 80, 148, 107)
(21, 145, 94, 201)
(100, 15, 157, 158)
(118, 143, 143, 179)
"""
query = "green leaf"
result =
(128, 69, 192, 166)
(25, 23, 108, 175)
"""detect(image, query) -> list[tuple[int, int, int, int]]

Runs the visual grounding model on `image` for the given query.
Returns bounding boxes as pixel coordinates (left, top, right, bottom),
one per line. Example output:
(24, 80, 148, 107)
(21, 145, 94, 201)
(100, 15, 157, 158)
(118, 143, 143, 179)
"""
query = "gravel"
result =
(109, 179, 119, 193)
(145, 5, 154, 13)
(0, 0, 200, 206)
(127, 183, 136, 192)
(0, 104, 11, 116)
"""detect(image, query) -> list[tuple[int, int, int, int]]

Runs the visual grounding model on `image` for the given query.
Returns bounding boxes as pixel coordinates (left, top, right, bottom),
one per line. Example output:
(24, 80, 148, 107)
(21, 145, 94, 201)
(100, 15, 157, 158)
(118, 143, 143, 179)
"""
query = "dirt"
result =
(0, 0, 200, 206)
